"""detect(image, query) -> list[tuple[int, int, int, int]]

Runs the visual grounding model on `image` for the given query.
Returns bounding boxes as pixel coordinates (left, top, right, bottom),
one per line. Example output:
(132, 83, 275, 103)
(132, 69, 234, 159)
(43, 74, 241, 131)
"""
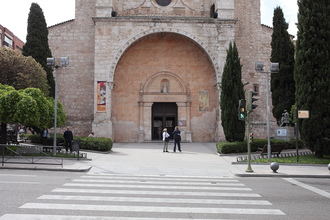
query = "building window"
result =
(155, 0, 172, 7)
(4, 35, 13, 48)
(253, 84, 259, 95)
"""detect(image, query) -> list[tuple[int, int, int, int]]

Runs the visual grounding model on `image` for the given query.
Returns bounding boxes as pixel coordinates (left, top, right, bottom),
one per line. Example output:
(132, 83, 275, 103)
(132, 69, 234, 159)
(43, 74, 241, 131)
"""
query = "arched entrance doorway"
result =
(152, 103, 177, 140)
(112, 32, 218, 142)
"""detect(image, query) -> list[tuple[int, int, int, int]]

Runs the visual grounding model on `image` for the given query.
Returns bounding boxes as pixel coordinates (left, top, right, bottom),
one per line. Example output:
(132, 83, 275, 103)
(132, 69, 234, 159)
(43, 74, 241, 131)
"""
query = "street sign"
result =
(276, 129, 287, 137)
(298, 110, 309, 119)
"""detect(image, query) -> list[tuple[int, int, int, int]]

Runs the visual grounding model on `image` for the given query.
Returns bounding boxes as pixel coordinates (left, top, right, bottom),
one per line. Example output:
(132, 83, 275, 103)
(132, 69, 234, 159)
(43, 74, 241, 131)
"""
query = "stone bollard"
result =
(270, 162, 279, 173)
(328, 163, 330, 171)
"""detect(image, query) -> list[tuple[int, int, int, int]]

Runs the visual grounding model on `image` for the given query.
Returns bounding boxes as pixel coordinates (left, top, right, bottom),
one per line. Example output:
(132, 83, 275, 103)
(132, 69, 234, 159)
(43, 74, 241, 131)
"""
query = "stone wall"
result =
(48, 0, 96, 136)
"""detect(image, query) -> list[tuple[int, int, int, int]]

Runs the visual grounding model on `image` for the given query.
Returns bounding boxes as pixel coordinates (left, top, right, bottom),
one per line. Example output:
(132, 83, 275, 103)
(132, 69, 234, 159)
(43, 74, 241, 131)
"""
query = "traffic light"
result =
(249, 132, 254, 142)
(238, 99, 246, 120)
(247, 91, 258, 111)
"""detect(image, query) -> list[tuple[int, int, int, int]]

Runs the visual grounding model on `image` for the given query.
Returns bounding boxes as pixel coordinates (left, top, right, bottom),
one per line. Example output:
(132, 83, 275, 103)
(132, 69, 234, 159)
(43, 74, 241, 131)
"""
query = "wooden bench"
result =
(258, 144, 284, 157)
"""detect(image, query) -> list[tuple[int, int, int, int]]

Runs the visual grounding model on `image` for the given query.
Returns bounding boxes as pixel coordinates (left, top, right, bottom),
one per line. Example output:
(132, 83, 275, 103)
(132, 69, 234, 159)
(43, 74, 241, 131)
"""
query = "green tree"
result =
(0, 84, 66, 144)
(23, 3, 55, 97)
(221, 42, 245, 142)
(270, 7, 295, 123)
(295, 0, 330, 157)
(0, 47, 49, 94)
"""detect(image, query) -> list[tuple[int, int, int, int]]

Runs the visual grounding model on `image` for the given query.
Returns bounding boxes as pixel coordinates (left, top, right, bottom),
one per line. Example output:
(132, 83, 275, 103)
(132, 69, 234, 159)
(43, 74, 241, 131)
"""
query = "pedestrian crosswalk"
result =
(0, 173, 285, 219)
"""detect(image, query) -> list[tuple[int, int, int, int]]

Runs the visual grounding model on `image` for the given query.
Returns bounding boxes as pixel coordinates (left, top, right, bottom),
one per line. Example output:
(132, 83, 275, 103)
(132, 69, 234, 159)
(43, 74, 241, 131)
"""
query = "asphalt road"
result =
(0, 169, 329, 220)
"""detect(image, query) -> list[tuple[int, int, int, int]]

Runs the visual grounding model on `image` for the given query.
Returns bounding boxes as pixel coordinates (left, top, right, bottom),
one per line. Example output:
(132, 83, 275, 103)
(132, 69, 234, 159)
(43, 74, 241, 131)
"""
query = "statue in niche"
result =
(161, 79, 169, 93)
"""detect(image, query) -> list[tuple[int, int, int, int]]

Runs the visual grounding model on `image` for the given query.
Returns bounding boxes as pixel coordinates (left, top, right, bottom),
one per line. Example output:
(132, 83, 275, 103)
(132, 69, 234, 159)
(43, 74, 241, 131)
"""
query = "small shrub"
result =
(75, 136, 112, 152)
(216, 138, 304, 154)
(23, 134, 112, 152)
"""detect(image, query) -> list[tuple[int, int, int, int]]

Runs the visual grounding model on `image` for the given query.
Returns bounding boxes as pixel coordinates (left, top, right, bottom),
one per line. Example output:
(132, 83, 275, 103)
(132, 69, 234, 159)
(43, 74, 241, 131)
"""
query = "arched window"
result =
(160, 79, 170, 93)
(155, 0, 172, 7)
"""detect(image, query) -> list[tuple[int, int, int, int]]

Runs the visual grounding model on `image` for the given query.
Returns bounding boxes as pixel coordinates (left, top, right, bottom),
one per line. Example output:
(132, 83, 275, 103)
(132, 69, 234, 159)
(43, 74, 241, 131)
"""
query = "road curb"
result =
(0, 166, 92, 172)
(235, 173, 330, 178)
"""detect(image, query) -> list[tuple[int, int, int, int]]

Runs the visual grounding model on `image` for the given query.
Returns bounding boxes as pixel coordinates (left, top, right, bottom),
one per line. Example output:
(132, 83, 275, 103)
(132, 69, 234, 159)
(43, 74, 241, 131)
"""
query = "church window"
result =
(160, 79, 170, 93)
(155, 0, 172, 7)
(253, 84, 259, 95)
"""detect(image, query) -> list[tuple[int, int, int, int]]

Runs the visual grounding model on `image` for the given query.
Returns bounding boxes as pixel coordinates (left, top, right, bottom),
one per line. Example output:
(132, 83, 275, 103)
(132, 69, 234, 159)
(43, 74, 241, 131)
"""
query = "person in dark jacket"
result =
(63, 127, 73, 152)
(172, 126, 181, 152)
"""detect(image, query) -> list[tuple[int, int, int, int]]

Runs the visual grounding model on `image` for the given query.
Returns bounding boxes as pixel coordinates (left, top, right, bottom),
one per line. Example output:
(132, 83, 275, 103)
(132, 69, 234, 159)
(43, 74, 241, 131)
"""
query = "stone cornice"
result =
(93, 16, 237, 25)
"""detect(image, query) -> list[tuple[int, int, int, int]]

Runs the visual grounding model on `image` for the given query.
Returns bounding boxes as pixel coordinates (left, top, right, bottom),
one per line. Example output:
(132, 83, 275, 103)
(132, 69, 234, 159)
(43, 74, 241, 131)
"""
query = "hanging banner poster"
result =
(199, 90, 209, 112)
(97, 81, 107, 112)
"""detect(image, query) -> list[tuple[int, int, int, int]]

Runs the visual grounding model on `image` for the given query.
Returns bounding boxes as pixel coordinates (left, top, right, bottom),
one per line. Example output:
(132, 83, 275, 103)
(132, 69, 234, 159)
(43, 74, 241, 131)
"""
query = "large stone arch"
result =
(110, 31, 220, 142)
(108, 27, 221, 83)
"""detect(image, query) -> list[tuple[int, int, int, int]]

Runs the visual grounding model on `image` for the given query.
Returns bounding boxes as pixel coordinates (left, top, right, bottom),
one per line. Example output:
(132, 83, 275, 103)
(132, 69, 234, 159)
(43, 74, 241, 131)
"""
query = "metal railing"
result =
(1, 144, 64, 167)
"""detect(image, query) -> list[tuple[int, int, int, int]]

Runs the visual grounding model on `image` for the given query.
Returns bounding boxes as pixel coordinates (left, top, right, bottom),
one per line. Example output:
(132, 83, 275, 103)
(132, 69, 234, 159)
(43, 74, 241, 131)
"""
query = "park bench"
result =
(258, 144, 284, 157)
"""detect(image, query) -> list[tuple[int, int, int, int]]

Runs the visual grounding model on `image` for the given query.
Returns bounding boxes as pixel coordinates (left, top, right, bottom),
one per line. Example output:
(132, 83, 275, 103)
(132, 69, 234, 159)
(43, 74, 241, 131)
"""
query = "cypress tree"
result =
(270, 7, 295, 123)
(23, 3, 55, 97)
(295, 0, 330, 157)
(220, 42, 245, 142)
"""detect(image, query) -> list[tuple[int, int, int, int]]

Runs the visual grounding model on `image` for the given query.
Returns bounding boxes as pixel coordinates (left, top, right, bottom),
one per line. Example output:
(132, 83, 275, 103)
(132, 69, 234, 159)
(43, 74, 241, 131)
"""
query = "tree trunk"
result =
(0, 123, 7, 144)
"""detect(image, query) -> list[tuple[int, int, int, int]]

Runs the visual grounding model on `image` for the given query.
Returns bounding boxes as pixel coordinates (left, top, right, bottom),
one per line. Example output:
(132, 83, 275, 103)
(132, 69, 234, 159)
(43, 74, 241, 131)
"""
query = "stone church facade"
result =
(49, 0, 276, 142)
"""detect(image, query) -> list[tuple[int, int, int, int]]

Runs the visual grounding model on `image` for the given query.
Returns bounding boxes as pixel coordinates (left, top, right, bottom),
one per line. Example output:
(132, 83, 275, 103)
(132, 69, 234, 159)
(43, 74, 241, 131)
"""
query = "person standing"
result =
(172, 126, 181, 152)
(63, 127, 73, 152)
(162, 128, 170, 152)
(41, 128, 48, 145)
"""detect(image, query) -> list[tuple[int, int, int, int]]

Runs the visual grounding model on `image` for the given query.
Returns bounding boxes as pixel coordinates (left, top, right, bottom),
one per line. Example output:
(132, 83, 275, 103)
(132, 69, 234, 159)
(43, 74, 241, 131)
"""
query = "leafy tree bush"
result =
(0, 85, 65, 143)
(0, 48, 49, 94)
(23, 3, 55, 97)
(270, 7, 295, 123)
(220, 42, 245, 141)
(294, 0, 330, 157)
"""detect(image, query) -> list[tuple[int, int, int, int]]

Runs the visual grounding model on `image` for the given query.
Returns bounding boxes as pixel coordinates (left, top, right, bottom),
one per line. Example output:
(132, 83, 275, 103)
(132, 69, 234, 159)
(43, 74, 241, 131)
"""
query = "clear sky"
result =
(0, 0, 298, 42)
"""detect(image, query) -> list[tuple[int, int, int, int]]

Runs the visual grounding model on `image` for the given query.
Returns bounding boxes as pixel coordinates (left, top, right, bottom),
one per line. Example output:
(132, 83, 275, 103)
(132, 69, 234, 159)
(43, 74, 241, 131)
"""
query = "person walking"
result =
(162, 128, 170, 152)
(63, 127, 73, 153)
(172, 126, 182, 152)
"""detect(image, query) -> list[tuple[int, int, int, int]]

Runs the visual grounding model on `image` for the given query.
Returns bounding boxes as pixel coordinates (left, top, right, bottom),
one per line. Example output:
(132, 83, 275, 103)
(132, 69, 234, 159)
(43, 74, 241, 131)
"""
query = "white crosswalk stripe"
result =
(72, 178, 243, 186)
(63, 182, 252, 191)
(38, 194, 272, 205)
(20, 203, 285, 215)
(0, 173, 286, 219)
(0, 214, 236, 220)
(53, 188, 259, 197)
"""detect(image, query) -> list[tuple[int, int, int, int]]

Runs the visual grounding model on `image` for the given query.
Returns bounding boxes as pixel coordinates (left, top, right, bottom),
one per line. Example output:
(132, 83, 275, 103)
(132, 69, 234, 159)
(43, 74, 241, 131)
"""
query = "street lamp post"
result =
(255, 62, 279, 160)
(47, 57, 69, 155)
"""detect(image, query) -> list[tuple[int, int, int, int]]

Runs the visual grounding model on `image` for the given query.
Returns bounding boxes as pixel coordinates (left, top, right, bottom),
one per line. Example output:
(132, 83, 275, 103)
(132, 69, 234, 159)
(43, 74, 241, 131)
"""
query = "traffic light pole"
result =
(266, 72, 271, 161)
(53, 68, 58, 156)
(246, 112, 253, 173)
(245, 91, 253, 173)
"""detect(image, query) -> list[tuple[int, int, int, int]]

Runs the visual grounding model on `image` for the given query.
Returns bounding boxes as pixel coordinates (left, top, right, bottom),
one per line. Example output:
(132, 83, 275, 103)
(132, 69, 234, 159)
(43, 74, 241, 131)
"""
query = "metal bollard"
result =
(270, 162, 279, 173)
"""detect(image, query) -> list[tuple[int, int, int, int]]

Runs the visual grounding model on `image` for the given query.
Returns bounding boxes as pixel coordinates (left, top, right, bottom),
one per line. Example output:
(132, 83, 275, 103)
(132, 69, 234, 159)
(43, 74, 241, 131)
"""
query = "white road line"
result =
(0, 214, 236, 220)
(0, 181, 39, 184)
(20, 203, 285, 215)
(64, 183, 251, 191)
(81, 175, 236, 182)
(38, 194, 272, 205)
(86, 173, 235, 179)
(283, 178, 330, 199)
(53, 188, 261, 197)
(73, 179, 242, 186)
(0, 174, 36, 177)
